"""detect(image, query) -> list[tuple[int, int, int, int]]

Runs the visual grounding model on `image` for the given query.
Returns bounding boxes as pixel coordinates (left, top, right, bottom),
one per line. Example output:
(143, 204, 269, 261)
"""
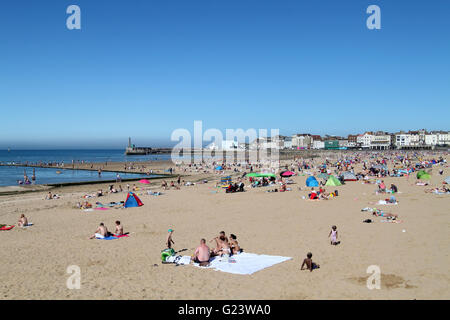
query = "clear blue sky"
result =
(0, 0, 449, 149)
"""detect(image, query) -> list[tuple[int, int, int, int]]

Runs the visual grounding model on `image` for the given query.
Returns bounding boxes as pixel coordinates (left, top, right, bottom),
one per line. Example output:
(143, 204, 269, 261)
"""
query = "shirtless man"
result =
(90, 222, 109, 239)
(17, 214, 28, 227)
(210, 231, 231, 257)
(114, 221, 123, 236)
(229, 234, 241, 254)
(301, 252, 320, 272)
(192, 239, 211, 266)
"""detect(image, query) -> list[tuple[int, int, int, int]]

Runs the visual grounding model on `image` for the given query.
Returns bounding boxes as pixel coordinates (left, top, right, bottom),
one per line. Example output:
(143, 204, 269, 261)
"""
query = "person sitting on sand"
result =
(191, 239, 211, 266)
(390, 184, 398, 193)
(97, 189, 103, 197)
(17, 214, 28, 227)
(166, 228, 175, 249)
(210, 231, 231, 257)
(301, 252, 320, 272)
(378, 180, 386, 193)
(89, 222, 109, 239)
(229, 234, 241, 254)
(161, 180, 168, 190)
(308, 188, 318, 200)
(45, 192, 53, 200)
(114, 221, 123, 236)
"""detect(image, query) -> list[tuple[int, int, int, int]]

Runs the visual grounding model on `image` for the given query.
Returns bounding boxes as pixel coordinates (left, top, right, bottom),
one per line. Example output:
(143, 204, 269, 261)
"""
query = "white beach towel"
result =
(377, 200, 398, 205)
(190, 252, 292, 275)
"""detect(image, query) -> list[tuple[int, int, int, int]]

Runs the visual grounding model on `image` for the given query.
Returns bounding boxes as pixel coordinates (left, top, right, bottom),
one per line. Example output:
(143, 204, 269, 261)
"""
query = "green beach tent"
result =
(416, 170, 431, 180)
(325, 175, 342, 186)
(246, 172, 276, 178)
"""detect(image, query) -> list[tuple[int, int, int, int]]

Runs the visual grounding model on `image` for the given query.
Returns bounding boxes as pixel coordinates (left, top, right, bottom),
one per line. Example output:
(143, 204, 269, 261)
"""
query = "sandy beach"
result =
(1, 152, 449, 300)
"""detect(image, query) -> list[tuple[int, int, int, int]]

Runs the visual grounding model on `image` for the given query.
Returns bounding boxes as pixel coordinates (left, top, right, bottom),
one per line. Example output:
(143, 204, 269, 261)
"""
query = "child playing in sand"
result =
(166, 229, 175, 249)
(328, 225, 338, 245)
(301, 252, 320, 272)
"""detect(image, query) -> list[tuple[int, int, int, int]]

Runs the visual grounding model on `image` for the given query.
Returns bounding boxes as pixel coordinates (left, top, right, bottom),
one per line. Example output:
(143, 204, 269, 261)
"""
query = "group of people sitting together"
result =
(377, 181, 398, 194)
(161, 180, 181, 190)
(45, 192, 60, 200)
(225, 182, 245, 193)
(307, 187, 338, 200)
(89, 220, 124, 239)
(191, 231, 242, 266)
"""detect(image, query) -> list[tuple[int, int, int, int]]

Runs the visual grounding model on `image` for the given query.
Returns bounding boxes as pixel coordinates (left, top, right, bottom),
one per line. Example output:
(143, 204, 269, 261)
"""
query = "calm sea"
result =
(0, 149, 172, 187)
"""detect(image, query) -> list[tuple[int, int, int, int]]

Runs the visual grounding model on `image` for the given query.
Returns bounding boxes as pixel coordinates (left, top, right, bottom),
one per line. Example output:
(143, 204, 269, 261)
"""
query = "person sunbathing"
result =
(82, 201, 92, 209)
(114, 221, 123, 236)
(17, 214, 28, 227)
(301, 252, 320, 272)
(210, 231, 231, 257)
(371, 209, 398, 219)
(229, 234, 241, 254)
(89, 222, 109, 239)
(191, 239, 211, 266)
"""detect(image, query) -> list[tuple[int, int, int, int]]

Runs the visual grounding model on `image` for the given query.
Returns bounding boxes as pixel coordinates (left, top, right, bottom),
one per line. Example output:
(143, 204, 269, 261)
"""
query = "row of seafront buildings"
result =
(209, 130, 450, 151)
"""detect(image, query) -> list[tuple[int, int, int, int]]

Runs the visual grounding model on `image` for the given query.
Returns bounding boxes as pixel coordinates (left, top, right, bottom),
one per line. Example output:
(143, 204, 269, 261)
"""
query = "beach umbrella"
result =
(257, 173, 276, 178)
(246, 173, 259, 177)
(139, 179, 151, 184)
(280, 171, 295, 177)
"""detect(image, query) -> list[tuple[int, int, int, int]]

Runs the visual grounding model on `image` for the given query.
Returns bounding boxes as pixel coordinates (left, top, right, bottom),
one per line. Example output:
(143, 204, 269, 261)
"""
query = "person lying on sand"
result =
(301, 252, 320, 272)
(17, 214, 28, 227)
(210, 231, 231, 257)
(371, 208, 398, 220)
(191, 239, 211, 266)
(89, 222, 109, 239)
(114, 221, 123, 236)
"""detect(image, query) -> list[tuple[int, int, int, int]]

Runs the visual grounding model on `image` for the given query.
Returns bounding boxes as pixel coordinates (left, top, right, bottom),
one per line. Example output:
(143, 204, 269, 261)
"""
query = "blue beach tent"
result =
(306, 176, 319, 187)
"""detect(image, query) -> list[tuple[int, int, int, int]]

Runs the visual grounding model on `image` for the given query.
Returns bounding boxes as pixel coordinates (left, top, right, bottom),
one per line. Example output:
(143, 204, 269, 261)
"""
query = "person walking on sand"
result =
(166, 229, 175, 249)
(328, 225, 338, 245)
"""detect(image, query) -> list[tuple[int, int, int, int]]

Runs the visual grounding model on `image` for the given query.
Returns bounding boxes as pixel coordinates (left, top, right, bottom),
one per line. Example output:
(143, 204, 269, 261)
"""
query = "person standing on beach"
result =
(166, 229, 175, 249)
(328, 225, 338, 245)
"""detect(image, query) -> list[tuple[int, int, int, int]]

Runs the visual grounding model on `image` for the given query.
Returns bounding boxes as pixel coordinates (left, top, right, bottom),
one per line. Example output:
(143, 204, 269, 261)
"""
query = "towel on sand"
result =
(187, 252, 292, 275)
(96, 235, 118, 240)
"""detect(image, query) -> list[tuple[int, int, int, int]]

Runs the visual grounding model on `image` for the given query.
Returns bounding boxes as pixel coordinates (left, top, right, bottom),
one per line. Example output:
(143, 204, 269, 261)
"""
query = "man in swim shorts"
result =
(192, 239, 211, 266)
(90, 222, 109, 239)
(301, 252, 320, 272)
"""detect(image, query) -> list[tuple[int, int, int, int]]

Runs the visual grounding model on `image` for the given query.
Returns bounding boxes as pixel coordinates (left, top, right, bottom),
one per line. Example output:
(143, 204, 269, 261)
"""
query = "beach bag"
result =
(161, 248, 175, 262)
